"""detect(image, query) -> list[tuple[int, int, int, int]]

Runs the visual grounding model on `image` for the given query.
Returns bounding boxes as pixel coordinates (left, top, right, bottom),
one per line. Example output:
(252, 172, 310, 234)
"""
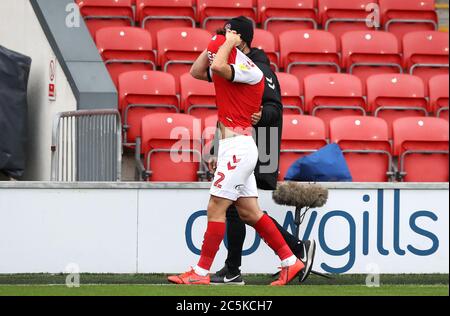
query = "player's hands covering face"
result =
(226, 30, 242, 47)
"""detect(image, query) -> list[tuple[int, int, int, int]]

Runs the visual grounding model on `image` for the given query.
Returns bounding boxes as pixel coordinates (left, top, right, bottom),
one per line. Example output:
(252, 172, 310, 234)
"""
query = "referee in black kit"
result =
(207, 16, 317, 285)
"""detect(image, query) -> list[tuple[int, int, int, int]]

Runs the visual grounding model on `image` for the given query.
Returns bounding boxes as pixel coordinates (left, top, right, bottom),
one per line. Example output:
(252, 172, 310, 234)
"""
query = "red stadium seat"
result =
(258, 0, 317, 41)
(367, 74, 428, 138)
(279, 30, 341, 86)
(379, 0, 438, 44)
(252, 29, 279, 71)
(318, 0, 375, 47)
(96, 27, 156, 87)
(180, 73, 217, 126)
(197, 0, 256, 33)
(136, 0, 196, 48)
(276, 72, 303, 114)
(118, 71, 179, 145)
(393, 117, 449, 182)
(341, 31, 403, 92)
(402, 31, 449, 91)
(77, 0, 135, 38)
(279, 115, 327, 180)
(139, 113, 203, 182)
(304, 73, 366, 135)
(429, 74, 449, 120)
(330, 116, 394, 182)
(157, 28, 211, 92)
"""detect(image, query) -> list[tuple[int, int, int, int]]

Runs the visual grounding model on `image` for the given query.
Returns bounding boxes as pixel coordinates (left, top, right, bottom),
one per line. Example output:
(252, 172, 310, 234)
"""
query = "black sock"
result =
(270, 216, 304, 256)
(225, 205, 246, 273)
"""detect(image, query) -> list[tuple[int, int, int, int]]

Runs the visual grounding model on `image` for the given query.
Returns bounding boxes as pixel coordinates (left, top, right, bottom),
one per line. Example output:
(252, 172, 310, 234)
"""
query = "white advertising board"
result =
(138, 188, 449, 274)
(0, 183, 448, 274)
(0, 189, 138, 273)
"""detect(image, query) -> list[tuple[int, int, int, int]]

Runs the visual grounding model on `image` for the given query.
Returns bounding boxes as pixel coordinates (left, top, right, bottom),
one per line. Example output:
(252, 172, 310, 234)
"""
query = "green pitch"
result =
(0, 284, 448, 296)
(0, 274, 448, 296)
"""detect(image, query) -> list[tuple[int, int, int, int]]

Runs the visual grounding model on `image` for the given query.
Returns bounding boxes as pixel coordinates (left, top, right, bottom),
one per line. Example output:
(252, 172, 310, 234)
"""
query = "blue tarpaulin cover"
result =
(284, 143, 353, 182)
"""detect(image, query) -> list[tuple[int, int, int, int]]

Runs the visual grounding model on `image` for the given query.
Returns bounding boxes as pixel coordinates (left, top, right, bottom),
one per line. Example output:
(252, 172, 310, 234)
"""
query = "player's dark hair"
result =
(215, 28, 226, 36)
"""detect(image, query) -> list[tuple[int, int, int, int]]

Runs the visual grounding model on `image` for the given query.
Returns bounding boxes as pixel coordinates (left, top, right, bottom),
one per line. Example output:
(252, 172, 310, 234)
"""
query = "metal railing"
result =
(51, 110, 122, 182)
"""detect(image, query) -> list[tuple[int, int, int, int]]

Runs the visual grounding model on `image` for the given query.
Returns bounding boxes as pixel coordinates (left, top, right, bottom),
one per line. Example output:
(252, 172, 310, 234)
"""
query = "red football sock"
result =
(254, 214, 293, 260)
(197, 221, 226, 271)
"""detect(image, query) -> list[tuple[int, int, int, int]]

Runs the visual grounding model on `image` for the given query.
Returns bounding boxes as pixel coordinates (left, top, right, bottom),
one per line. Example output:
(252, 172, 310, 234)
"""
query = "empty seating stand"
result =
(341, 31, 402, 91)
(118, 71, 179, 145)
(379, 0, 438, 44)
(74, 0, 448, 183)
(276, 72, 303, 114)
(197, 0, 257, 33)
(96, 27, 156, 87)
(180, 73, 217, 126)
(402, 31, 449, 90)
(279, 30, 341, 85)
(77, 0, 135, 38)
(429, 74, 449, 120)
(393, 117, 449, 182)
(137, 113, 203, 182)
(304, 73, 366, 135)
(136, 0, 196, 48)
(279, 115, 327, 180)
(367, 74, 428, 138)
(330, 116, 394, 182)
(157, 27, 212, 92)
(258, 0, 318, 40)
(318, 0, 375, 47)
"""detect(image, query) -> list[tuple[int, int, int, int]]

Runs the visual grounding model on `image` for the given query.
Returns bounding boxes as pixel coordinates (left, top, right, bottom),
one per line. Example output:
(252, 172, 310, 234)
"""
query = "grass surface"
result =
(0, 273, 448, 285)
(0, 274, 447, 296)
(0, 284, 448, 296)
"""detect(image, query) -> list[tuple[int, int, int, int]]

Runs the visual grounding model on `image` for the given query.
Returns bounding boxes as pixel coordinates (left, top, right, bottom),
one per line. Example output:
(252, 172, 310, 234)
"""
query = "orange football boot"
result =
(270, 259, 305, 286)
(168, 269, 210, 285)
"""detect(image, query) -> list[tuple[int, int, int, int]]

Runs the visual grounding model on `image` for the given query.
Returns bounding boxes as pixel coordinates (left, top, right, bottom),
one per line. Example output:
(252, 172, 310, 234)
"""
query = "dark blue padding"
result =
(284, 143, 353, 182)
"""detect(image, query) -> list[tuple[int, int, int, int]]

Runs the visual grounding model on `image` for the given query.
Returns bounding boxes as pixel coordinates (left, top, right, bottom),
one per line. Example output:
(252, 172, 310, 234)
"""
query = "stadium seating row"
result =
(135, 113, 449, 183)
(94, 26, 449, 96)
(76, 0, 439, 46)
(118, 70, 449, 145)
(73, 1, 448, 184)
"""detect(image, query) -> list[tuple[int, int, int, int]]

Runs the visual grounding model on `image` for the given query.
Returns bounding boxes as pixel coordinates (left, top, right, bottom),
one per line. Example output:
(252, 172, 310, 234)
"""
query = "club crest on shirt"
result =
(238, 63, 251, 71)
(239, 59, 255, 71)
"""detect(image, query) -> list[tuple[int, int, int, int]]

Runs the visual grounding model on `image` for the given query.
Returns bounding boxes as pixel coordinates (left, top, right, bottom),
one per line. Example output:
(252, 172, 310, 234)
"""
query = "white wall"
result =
(0, 0, 77, 180)
(0, 189, 138, 273)
(0, 183, 448, 274)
